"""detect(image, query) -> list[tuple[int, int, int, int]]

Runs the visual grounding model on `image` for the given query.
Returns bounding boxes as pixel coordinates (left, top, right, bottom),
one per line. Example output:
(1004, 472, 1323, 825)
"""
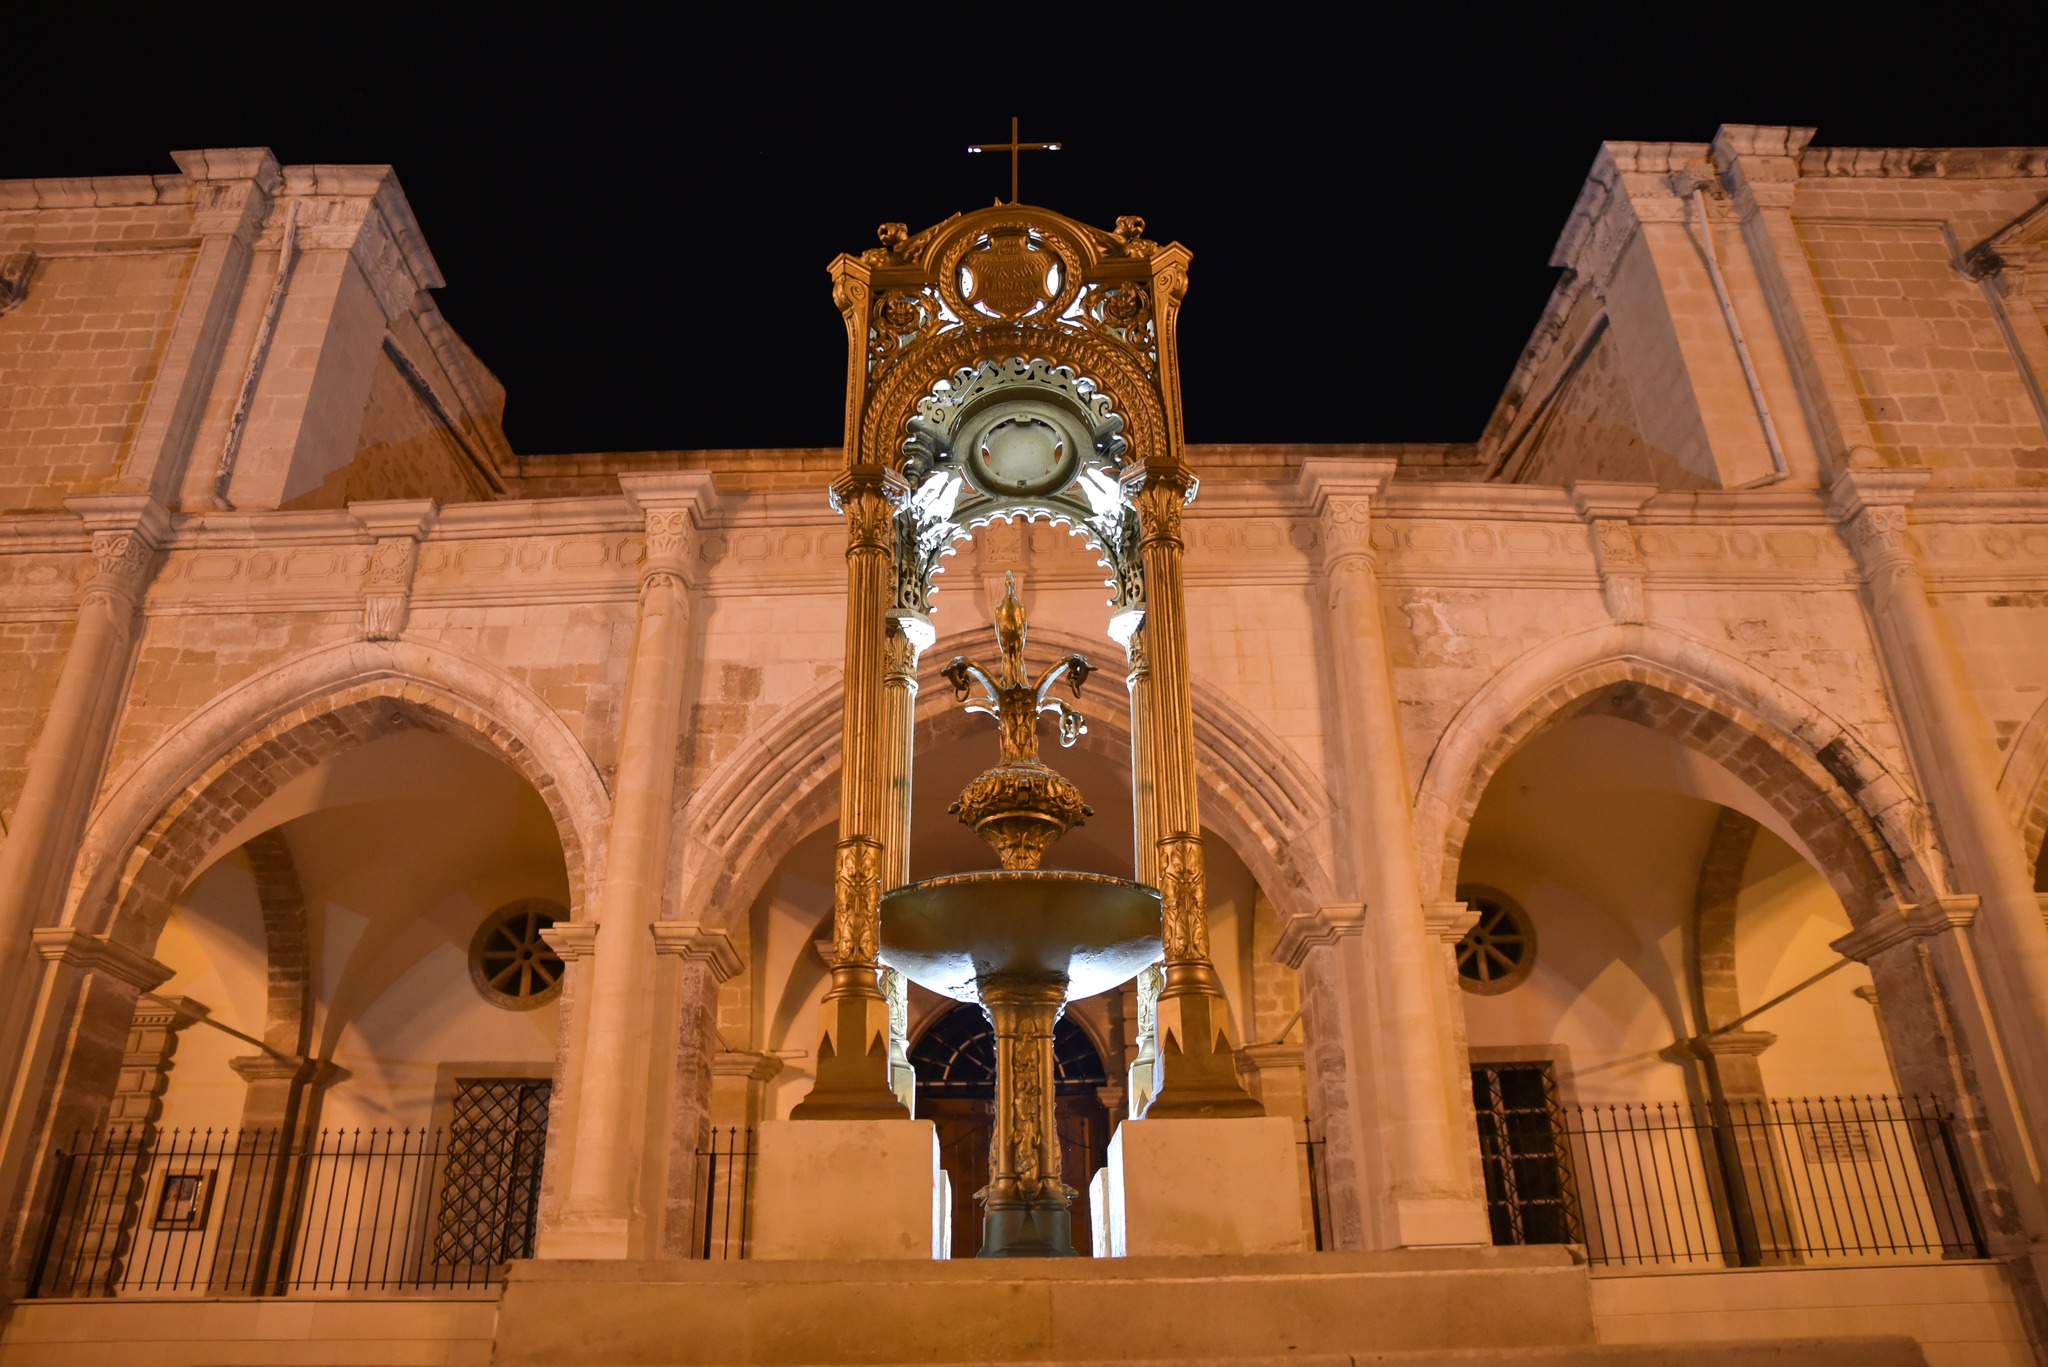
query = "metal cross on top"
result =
(968, 117, 1061, 205)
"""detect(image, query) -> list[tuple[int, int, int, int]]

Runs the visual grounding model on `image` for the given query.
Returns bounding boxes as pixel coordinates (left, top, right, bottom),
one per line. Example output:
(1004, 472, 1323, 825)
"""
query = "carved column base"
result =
(1147, 963, 1263, 1119)
(789, 967, 908, 1121)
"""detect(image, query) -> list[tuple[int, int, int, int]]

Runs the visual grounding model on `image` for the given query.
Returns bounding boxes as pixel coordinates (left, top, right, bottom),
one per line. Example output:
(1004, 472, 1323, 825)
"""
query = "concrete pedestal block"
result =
(749, 1119, 944, 1260)
(1095, 1115, 1306, 1256)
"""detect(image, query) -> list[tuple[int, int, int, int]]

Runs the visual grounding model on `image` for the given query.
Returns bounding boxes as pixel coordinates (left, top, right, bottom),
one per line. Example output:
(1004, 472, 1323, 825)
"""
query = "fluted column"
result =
(1119, 627, 1163, 1114)
(878, 612, 932, 1112)
(1298, 459, 1487, 1247)
(1831, 469, 2048, 1227)
(1122, 468, 1259, 1118)
(543, 474, 711, 1258)
(0, 496, 167, 1106)
(792, 471, 910, 1119)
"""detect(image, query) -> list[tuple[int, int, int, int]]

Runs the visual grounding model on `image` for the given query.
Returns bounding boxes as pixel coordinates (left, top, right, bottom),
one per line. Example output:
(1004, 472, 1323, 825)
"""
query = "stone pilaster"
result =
(1831, 470, 2048, 1236)
(651, 924, 742, 1259)
(0, 497, 168, 1125)
(1832, 897, 2014, 1257)
(1296, 459, 1488, 1249)
(541, 472, 714, 1259)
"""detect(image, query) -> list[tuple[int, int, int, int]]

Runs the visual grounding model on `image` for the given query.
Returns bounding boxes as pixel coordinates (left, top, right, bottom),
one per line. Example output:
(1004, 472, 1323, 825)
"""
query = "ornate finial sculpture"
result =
(943, 573, 1095, 869)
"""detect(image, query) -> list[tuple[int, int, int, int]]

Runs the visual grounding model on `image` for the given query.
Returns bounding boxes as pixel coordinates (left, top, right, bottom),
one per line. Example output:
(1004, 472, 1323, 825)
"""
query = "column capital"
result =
(1272, 901, 1366, 969)
(1831, 894, 1980, 963)
(30, 928, 173, 992)
(650, 922, 743, 982)
(1829, 469, 1931, 576)
(1298, 459, 1395, 572)
(621, 471, 719, 585)
(66, 494, 172, 604)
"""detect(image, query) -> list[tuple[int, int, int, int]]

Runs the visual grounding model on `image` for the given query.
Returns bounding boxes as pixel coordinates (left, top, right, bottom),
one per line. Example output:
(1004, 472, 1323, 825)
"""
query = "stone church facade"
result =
(0, 126, 2044, 1363)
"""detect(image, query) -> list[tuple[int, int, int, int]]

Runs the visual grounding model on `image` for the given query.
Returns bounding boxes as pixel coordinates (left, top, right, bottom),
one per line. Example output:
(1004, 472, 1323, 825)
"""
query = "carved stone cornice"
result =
(1272, 902, 1367, 970)
(650, 922, 743, 982)
(228, 1052, 337, 1087)
(538, 921, 599, 962)
(1831, 895, 1980, 964)
(1688, 1028, 1778, 1059)
(1423, 901, 1480, 944)
(130, 994, 200, 1033)
(712, 1050, 785, 1084)
(1710, 125, 1814, 217)
(30, 928, 173, 992)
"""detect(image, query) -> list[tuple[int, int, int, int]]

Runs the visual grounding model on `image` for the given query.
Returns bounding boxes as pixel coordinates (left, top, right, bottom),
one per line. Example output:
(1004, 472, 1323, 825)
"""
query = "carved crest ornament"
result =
(836, 203, 1186, 643)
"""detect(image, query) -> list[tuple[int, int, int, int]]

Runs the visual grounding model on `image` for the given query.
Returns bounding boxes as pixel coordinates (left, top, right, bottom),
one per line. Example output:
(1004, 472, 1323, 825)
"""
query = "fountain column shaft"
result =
(792, 471, 909, 1119)
(977, 973, 1073, 1257)
(1126, 469, 1261, 1118)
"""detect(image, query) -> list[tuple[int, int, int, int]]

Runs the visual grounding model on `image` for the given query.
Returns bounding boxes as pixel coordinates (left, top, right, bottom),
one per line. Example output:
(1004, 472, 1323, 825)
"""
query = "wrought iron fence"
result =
(1489, 1095, 1986, 1268)
(29, 1125, 541, 1297)
(693, 1127, 754, 1260)
(1300, 1119, 1329, 1252)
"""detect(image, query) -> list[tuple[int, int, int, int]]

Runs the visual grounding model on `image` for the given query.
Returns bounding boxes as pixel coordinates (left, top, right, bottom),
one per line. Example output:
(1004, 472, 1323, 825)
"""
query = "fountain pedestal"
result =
(1095, 1116, 1307, 1257)
(881, 869, 1164, 1258)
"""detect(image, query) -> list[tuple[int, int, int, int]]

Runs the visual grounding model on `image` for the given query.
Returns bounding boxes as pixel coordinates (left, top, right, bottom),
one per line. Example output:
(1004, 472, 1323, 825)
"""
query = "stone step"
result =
(496, 1248, 1606, 1366)
(840, 1343, 1927, 1367)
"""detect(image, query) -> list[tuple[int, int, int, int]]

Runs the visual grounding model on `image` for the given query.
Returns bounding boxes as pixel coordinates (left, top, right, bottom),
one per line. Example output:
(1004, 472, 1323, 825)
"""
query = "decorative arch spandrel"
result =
(668, 623, 1340, 945)
(1414, 622, 1942, 928)
(64, 638, 610, 956)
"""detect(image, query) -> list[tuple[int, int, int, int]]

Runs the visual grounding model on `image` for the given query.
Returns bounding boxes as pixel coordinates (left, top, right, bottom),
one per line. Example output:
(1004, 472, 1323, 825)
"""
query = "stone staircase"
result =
(489, 1249, 1930, 1366)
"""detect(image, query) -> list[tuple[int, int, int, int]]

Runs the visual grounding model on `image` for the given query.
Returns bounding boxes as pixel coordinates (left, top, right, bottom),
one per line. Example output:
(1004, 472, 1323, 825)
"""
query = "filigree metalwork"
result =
(1080, 281, 1157, 374)
(895, 357, 1142, 620)
(867, 286, 950, 381)
(943, 574, 1094, 871)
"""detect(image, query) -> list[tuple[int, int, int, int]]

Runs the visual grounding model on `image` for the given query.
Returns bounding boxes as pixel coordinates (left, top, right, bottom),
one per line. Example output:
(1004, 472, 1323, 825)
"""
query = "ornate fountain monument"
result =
(881, 574, 1163, 1256)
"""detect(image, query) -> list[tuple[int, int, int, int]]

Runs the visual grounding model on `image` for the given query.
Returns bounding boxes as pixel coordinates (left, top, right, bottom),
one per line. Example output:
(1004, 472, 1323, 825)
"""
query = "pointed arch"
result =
(1996, 690, 2048, 874)
(66, 637, 610, 955)
(671, 623, 1340, 941)
(1413, 622, 1940, 927)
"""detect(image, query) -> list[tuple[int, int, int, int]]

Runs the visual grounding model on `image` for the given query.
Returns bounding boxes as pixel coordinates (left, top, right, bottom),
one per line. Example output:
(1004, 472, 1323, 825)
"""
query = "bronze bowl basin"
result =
(879, 871, 1163, 1002)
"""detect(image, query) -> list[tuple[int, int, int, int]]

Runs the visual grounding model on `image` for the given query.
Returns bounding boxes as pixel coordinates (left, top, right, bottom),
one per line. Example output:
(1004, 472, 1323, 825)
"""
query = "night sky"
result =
(8, 14, 2046, 455)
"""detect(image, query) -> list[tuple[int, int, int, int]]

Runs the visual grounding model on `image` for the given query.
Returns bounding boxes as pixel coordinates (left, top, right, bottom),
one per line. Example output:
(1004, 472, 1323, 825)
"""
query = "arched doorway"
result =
(909, 1001, 1108, 1257)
